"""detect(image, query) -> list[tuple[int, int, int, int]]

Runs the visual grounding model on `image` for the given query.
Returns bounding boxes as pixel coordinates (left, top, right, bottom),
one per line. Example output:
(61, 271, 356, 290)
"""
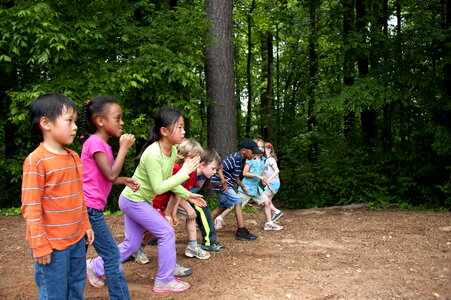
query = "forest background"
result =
(0, 0, 449, 212)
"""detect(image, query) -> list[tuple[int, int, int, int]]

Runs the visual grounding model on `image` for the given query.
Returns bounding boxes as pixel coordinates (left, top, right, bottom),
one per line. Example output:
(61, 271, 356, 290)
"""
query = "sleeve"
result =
(21, 156, 52, 258)
(86, 137, 107, 156)
(143, 153, 190, 200)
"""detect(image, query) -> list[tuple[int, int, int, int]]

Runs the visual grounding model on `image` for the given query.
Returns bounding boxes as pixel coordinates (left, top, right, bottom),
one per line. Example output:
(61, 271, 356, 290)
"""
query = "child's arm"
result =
(214, 166, 229, 192)
(21, 156, 52, 262)
(165, 194, 180, 226)
(235, 178, 250, 196)
(93, 134, 135, 183)
(242, 163, 264, 181)
(178, 198, 196, 221)
(114, 177, 140, 192)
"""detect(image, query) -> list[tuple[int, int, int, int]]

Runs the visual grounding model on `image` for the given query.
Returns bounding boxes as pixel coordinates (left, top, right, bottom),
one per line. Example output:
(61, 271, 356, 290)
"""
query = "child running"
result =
(215, 139, 282, 231)
(81, 97, 140, 299)
(86, 106, 206, 293)
(210, 138, 261, 240)
(263, 142, 284, 222)
(21, 93, 94, 299)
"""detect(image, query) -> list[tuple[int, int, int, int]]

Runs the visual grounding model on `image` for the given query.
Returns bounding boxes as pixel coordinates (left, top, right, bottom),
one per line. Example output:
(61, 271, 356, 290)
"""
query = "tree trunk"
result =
(261, 31, 274, 142)
(343, 0, 355, 136)
(205, 0, 237, 158)
(307, 0, 319, 162)
(245, 0, 255, 137)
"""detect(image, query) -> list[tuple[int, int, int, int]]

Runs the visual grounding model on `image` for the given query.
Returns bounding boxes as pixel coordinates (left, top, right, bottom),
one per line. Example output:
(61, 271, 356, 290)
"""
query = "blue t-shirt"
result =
(210, 151, 243, 192)
(238, 158, 265, 196)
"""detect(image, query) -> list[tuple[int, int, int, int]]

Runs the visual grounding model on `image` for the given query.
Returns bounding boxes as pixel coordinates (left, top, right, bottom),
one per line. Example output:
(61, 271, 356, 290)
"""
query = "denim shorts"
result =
(264, 182, 280, 194)
(216, 188, 242, 209)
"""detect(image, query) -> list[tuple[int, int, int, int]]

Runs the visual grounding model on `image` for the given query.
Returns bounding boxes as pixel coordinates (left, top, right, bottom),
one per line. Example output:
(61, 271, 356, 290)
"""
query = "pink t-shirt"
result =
(81, 135, 114, 210)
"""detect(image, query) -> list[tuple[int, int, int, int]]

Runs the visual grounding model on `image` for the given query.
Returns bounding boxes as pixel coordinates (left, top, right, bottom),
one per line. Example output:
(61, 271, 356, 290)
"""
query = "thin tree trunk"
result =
(343, 0, 355, 136)
(261, 31, 274, 142)
(246, 0, 255, 137)
(205, 0, 236, 157)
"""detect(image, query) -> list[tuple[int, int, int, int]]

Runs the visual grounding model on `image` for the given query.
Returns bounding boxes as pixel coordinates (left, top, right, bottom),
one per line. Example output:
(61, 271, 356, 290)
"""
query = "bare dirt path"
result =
(0, 207, 450, 299)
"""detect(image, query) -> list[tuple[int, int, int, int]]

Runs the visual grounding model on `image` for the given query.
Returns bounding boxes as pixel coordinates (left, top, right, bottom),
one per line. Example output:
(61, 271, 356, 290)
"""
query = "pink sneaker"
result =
(86, 259, 105, 288)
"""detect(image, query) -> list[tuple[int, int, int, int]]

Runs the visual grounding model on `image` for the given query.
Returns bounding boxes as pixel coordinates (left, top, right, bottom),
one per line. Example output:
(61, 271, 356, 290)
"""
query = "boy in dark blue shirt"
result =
(210, 139, 263, 240)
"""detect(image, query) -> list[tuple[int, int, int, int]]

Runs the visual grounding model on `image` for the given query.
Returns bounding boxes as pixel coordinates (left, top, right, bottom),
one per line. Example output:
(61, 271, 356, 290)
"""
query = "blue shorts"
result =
(264, 182, 280, 194)
(216, 188, 242, 209)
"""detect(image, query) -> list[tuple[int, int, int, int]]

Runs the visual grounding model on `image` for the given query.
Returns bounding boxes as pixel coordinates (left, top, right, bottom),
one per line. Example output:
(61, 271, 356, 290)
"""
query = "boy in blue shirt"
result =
(210, 139, 262, 240)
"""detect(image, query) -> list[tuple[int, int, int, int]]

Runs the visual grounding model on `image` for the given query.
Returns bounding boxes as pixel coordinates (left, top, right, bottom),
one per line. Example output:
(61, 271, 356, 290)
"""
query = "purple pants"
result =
(91, 194, 176, 283)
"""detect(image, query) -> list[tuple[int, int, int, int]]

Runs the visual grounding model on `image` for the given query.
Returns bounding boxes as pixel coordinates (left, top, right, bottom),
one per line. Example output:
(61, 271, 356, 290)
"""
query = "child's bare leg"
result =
(186, 218, 197, 241)
(212, 207, 225, 219)
(263, 201, 272, 223)
(219, 206, 234, 219)
(234, 203, 244, 228)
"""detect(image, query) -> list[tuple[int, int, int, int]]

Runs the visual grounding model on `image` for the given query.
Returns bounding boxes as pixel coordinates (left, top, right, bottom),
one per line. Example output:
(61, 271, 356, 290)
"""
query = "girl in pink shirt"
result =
(80, 97, 139, 300)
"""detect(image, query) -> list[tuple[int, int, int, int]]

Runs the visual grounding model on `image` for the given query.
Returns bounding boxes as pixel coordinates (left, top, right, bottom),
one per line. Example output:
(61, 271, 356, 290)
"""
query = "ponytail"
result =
(79, 97, 118, 142)
(135, 106, 182, 163)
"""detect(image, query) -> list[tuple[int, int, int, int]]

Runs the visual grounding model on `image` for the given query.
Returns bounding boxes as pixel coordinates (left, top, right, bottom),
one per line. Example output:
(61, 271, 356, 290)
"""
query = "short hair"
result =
(201, 148, 221, 165)
(29, 93, 77, 136)
(176, 138, 203, 164)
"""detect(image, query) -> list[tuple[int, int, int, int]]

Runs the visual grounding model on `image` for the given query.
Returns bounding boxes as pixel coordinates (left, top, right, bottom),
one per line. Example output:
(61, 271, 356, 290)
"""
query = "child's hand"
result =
(181, 156, 201, 175)
(186, 206, 196, 220)
(119, 134, 135, 151)
(125, 178, 140, 192)
(173, 214, 179, 226)
(219, 179, 230, 192)
(187, 193, 207, 207)
(241, 186, 251, 196)
(164, 215, 174, 225)
(35, 253, 51, 265)
(85, 228, 94, 245)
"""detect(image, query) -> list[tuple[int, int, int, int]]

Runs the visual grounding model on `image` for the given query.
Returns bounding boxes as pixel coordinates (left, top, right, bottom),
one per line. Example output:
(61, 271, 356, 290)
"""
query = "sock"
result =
(188, 240, 197, 247)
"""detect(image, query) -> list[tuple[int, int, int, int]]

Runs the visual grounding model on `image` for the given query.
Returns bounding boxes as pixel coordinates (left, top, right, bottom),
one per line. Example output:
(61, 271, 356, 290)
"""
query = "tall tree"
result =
(261, 31, 274, 141)
(205, 0, 237, 157)
(343, 0, 356, 136)
(246, 0, 255, 137)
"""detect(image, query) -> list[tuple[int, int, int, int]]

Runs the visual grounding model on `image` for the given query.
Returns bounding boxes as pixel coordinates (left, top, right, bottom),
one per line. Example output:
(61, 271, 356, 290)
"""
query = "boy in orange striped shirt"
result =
(21, 93, 94, 300)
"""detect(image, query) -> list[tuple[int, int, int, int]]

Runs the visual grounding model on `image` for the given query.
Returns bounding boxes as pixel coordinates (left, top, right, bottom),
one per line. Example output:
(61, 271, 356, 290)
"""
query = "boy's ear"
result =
(39, 116, 51, 132)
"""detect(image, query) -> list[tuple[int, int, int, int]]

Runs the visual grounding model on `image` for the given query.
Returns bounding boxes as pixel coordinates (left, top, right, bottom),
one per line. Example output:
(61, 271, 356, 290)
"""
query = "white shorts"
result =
(238, 192, 269, 207)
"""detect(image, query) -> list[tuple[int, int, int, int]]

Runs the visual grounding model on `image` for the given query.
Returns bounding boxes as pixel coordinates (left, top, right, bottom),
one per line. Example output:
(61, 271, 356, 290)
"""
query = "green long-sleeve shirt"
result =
(122, 141, 190, 204)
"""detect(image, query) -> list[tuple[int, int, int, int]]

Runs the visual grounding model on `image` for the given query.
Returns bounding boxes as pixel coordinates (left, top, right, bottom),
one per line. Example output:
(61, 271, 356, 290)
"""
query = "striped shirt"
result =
(211, 151, 244, 192)
(21, 143, 91, 258)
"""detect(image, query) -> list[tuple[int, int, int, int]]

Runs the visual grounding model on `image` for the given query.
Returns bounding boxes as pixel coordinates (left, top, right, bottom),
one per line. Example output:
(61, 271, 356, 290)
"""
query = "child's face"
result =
(165, 116, 185, 145)
(257, 141, 265, 153)
(264, 146, 272, 157)
(99, 103, 124, 138)
(199, 161, 219, 179)
(243, 148, 254, 160)
(45, 107, 78, 145)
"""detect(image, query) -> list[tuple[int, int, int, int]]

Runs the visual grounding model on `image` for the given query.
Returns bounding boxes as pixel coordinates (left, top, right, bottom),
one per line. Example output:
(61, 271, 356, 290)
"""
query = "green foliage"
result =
(0, 207, 22, 216)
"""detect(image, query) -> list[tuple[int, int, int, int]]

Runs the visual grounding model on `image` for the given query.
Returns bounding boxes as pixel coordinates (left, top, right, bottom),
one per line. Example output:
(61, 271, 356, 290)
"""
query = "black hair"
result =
(29, 92, 77, 136)
(80, 96, 118, 141)
(135, 106, 182, 163)
(202, 148, 222, 165)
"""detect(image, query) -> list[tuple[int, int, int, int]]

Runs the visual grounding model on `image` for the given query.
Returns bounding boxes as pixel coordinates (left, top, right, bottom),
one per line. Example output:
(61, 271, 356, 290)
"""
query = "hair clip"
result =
(86, 100, 91, 104)
(267, 144, 272, 148)
(79, 135, 84, 139)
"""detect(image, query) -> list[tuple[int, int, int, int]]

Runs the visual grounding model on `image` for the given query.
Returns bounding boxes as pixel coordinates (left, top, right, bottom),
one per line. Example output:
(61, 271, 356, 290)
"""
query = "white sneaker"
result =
(214, 216, 224, 230)
(86, 259, 105, 288)
(185, 244, 211, 260)
(135, 246, 150, 264)
(264, 221, 283, 231)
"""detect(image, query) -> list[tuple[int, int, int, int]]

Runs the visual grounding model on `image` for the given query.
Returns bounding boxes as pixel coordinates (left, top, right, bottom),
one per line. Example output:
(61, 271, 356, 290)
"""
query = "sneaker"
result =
(148, 237, 158, 246)
(236, 227, 257, 240)
(185, 244, 211, 259)
(201, 242, 225, 252)
(153, 279, 190, 293)
(173, 263, 192, 277)
(271, 210, 284, 222)
(86, 259, 105, 288)
(214, 216, 225, 230)
(134, 246, 150, 264)
(264, 221, 283, 231)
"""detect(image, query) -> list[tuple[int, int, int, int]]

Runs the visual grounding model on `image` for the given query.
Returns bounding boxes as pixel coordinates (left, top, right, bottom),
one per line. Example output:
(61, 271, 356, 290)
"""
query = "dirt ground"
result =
(0, 205, 450, 300)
